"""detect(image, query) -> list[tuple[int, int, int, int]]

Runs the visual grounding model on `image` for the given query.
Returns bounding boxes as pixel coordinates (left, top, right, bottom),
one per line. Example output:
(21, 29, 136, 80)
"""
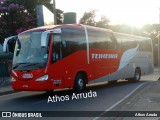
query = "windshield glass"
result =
(13, 31, 49, 70)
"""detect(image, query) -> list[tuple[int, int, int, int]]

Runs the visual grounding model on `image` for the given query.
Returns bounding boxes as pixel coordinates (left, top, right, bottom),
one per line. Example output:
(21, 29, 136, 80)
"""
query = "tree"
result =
(142, 24, 160, 67)
(96, 16, 110, 28)
(56, 9, 63, 24)
(79, 10, 110, 28)
(79, 10, 96, 26)
(9, 0, 51, 13)
(0, 0, 63, 44)
(0, 0, 36, 44)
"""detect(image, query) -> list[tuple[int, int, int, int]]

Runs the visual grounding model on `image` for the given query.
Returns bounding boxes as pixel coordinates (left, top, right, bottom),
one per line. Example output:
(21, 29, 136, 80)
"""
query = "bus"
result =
(10, 24, 154, 92)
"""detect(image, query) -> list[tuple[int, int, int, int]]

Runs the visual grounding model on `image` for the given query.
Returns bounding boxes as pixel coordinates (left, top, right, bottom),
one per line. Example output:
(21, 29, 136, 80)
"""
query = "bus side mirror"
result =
(3, 36, 17, 53)
(3, 38, 8, 53)
(41, 32, 48, 47)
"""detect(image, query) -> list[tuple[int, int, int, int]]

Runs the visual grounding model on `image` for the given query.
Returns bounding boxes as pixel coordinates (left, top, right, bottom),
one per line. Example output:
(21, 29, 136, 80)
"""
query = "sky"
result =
(56, 0, 160, 27)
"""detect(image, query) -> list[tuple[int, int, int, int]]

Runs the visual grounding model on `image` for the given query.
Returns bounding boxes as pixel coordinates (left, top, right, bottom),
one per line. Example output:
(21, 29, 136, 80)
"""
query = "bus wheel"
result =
(129, 68, 141, 82)
(133, 68, 141, 81)
(73, 73, 86, 92)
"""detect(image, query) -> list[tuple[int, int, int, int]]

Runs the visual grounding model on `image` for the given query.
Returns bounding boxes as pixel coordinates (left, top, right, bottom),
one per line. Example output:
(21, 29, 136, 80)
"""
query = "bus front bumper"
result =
(11, 80, 52, 91)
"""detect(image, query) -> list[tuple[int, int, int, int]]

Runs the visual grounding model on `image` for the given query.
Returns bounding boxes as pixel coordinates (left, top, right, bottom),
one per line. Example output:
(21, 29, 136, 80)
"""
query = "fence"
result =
(0, 53, 13, 86)
(0, 53, 13, 77)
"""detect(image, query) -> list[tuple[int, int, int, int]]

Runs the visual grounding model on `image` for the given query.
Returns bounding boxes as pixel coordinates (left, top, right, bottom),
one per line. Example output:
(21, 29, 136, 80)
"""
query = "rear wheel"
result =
(128, 68, 141, 82)
(134, 68, 141, 81)
(73, 73, 86, 92)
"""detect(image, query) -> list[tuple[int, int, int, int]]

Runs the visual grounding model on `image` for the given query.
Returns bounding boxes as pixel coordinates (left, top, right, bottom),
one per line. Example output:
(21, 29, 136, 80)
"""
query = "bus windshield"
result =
(13, 31, 49, 70)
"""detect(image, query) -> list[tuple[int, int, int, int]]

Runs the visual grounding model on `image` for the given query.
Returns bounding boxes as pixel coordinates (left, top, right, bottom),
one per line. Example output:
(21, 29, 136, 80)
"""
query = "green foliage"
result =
(0, 0, 37, 44)
(0, 0, 63, 44)
(56, 9, 63, 24)
(9, 0, 51, 10)
(79, 10, 96, 26)
(79, 10, 110, 28)
(96, 16, 110, 28)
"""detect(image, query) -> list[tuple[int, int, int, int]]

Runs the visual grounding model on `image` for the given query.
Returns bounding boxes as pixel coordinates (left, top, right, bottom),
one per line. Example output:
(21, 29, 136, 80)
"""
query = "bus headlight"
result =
(36, 75, 48, 81)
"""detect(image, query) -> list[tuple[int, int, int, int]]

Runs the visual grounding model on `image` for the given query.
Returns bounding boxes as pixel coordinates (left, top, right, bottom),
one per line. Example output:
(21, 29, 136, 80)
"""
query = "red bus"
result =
(10, 24, 154, 92)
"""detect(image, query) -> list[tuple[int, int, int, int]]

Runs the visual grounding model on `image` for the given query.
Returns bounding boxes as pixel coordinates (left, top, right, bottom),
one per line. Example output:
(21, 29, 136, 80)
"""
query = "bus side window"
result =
(88, 30, 116, 50)
(139, 39, 152, 52)
(61, 28, 86, 58)
(52, 34, 62, 63)
(52, 49, 59, 62)
(108, 33, 119, 50)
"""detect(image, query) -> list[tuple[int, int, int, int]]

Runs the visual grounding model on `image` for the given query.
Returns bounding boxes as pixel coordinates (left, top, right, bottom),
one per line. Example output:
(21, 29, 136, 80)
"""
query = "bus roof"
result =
(113, 31, 151, 40)
(20, 24, 112, 34)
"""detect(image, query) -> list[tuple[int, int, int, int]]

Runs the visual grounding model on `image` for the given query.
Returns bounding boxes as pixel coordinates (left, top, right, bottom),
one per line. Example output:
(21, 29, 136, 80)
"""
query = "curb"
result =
(0, 90, 19, 96)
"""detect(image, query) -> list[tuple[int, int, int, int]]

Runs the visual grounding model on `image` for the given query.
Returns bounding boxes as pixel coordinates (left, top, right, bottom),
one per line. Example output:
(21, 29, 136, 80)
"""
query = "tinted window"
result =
(121, 36, 139, 50)
(139, 39, 152, 52)
(88, 29, 116, 50)
(114, 33, 139, 50)
(61, 28, 86, 57)
(52, 35, 62, 63)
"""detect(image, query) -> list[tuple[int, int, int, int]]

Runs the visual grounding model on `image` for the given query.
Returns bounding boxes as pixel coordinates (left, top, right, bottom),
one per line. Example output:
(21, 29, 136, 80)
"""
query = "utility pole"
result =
(53, 0, 57, 25)
(158, 8, 160, 72)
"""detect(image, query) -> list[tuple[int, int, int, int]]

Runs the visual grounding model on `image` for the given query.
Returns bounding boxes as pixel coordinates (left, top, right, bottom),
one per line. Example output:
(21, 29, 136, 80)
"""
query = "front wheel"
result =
(73, 73, 86, 92)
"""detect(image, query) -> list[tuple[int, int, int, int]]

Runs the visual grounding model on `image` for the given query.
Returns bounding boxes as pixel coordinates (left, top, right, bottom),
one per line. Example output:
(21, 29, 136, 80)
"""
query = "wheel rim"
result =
(78, 78, 83, 90)
(135, 72, 140, 81)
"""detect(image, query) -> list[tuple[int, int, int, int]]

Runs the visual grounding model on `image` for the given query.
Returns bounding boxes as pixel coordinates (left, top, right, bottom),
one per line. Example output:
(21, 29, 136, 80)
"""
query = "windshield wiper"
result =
(13, 63, 28, 69)
(23, 63, 43, 68)
(13, 63, 44, 70)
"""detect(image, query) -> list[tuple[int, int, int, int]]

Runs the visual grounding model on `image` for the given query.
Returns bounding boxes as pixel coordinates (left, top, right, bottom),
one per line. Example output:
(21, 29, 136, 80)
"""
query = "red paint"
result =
(11, 50, 123, 91)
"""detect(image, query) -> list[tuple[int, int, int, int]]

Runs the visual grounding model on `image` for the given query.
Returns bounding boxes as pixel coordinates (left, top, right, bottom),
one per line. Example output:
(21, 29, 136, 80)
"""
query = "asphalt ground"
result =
(95, 68, 160, 120)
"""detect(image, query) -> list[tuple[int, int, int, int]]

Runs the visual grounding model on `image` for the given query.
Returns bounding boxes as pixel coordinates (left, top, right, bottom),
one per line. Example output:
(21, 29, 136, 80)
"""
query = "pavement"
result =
(0, 83, 15, 95)
(114, 81, 160, 120)
(98, 68, 160, 120)
(0, 77, 19, 95)
(141, 68, 160, 81)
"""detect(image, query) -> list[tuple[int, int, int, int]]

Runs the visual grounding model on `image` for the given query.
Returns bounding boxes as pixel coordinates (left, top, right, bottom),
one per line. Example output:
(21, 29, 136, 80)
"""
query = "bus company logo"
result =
(22, 73, 33, 79)
(91, 54, 118, 59)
